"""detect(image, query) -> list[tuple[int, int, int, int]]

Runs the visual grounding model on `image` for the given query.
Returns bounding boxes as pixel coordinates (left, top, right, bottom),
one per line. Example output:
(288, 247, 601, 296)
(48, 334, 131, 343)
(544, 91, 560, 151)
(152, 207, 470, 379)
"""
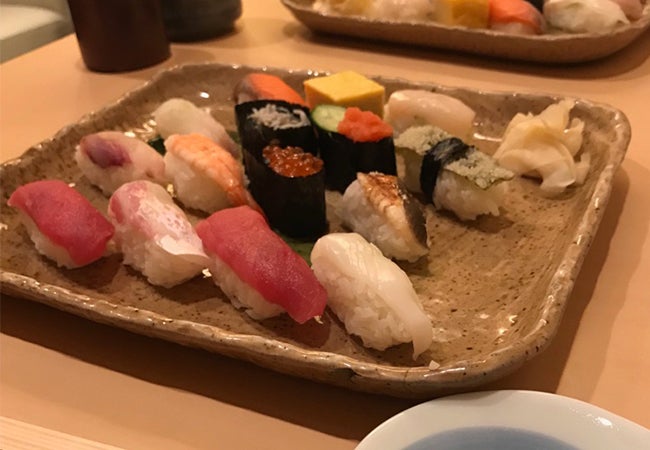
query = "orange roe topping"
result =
(336, 107, 393, 143)
(263, 145, 323, 178)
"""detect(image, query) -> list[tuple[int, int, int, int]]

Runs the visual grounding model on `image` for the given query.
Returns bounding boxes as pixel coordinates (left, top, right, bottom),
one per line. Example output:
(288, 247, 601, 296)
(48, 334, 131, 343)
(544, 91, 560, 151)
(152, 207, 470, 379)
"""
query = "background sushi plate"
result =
(281, 0, 650, 64)
(0, 63, 630, 399)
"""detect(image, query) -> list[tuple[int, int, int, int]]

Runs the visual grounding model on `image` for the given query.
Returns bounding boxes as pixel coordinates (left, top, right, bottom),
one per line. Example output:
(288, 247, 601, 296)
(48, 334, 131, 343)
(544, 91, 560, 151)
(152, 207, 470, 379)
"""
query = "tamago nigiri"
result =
(8, 179, 115, 268)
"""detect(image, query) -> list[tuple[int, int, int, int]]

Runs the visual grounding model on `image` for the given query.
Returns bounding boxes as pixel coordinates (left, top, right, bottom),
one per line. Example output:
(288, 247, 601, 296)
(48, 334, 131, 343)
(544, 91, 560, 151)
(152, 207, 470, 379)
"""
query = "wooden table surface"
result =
(1, 1, 649, 449)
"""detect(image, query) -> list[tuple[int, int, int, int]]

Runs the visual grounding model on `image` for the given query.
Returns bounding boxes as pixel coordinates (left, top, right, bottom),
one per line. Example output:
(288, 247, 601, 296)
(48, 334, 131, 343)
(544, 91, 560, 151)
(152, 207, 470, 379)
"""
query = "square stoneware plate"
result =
(0, 63, 630, 398)
(281, 0, 650, 64)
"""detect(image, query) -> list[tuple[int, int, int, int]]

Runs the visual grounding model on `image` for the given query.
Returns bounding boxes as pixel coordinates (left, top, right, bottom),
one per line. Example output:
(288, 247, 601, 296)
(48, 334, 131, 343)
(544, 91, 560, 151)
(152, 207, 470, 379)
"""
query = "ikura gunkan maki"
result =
(246, 144, 327, 239)
(311, 105, 396, 193)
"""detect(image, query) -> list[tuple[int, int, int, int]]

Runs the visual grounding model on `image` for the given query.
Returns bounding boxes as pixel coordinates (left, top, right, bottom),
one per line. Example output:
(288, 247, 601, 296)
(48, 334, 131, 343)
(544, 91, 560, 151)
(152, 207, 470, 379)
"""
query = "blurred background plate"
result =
(281, 0, 650, 63)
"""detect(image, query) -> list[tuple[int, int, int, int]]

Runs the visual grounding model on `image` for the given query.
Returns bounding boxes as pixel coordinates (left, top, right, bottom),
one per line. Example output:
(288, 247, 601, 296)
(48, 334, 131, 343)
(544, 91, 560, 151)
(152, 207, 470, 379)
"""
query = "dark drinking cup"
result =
(67, 0, 171, 72)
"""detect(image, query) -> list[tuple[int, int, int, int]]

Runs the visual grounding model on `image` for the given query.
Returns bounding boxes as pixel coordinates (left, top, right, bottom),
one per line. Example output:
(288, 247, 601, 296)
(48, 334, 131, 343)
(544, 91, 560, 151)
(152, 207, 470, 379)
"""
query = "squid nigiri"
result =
(310, 232, 433, 359)
(195, 205, 327, 323)
(75, 131, 167, 196)
(153, 98, 240, 158)
(8, 180, 114, 268)
(108, 180, 210, 288)
(543, 0, 629, 33)
(384, 89, 476, 139)
(163, 133, 261, 215)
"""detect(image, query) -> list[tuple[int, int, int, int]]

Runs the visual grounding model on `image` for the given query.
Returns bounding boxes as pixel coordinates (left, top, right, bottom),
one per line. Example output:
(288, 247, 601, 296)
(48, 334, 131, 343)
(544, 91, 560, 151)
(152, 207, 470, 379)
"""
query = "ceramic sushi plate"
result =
(281, 0, 650, 63)
(0, 63, 630, 398)
(356, 390, 650, 449)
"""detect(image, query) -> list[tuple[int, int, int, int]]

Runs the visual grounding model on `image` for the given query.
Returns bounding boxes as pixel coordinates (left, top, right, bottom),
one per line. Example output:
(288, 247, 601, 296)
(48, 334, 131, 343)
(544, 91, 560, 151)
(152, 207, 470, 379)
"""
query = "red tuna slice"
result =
(195, 205, 327, 323)
(7, 179, 115, 266)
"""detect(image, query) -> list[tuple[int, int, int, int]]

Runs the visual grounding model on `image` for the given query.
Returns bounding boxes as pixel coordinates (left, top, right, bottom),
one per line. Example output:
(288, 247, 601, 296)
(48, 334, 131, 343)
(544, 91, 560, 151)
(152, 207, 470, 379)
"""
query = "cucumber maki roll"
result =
(247, 144, 327, 239)
(396, 126, 514, 221)
(312, 105, 396, 193)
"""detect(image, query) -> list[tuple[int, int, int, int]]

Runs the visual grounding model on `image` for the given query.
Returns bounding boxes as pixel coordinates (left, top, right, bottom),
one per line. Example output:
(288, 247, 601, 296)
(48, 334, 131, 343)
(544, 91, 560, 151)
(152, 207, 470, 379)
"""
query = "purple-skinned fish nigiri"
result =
(75, 131, 167, 196)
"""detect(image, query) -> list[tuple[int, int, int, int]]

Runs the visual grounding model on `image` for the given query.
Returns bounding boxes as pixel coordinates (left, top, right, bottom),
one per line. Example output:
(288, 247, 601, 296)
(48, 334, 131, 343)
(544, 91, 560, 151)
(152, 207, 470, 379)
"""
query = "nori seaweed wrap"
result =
(235, 99, 318, 160)
(420, 137, 470, 201)
(311, 105, 396, 193)
(247, 144, 327, 239)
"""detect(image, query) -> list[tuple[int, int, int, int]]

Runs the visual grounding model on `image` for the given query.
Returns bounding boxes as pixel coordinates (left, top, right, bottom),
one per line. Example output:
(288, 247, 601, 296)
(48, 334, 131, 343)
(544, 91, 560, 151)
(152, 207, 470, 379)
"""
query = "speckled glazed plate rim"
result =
(356, 390, 650, 449)
(281, 0, 650, 63)
(0, 62, 631, 398)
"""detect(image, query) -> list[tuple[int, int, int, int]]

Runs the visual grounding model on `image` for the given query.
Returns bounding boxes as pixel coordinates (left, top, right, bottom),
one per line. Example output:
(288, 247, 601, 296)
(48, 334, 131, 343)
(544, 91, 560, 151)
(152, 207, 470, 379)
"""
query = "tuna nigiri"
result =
(153, 98, 240, 158)
(108, 180, 210, 288)
(163, 133, 261, 215)
(75, 131, 167, 196)
(489, 0, 547, 34)
(195, 205, 327, 323)
(234, 72, 308, 107)
(310, 233, 433, 359)
(8, 180, 114, 268)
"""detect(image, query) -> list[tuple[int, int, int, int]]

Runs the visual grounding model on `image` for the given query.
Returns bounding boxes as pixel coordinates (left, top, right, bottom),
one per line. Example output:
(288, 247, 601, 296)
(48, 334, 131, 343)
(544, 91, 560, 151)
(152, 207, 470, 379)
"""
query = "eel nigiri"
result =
(75, 131, 167, 195)
(163, 133, 262, 215)
(153, 98, 240, 158)
(384, 89, 476, 139)
(195, 205, 327, 323)
(489, 0, 547, 34)
(108, 180, 210, 288)
(234, 72, 308, 107)
(310, 233, 433, 359)
(8, 179, 114, 268)
(340, 172, 429, 262)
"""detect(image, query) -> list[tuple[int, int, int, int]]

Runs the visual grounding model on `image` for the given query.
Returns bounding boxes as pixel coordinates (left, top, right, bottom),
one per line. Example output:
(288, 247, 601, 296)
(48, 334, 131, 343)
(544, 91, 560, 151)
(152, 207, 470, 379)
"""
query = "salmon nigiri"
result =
(489, 0, 547, 35)
(234, 72, 308, 107)
(163, 133, 262, 215)
(196, 205, 327, 323)
(8, 180, 114, 268)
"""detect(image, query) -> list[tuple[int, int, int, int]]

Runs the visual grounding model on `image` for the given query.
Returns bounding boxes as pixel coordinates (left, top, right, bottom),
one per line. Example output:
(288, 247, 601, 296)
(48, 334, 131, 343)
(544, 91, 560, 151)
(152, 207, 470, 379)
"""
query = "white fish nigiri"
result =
(609, 0, 644, 20)
(384, 89, 476, 139)
(153, 98, 240, 158)
(108, 180, 210, 288)
(493, 99, 589, 195)
(543, 0, 629, 33)
(75, 131, 167, 196)
(311, 233, 433, 359)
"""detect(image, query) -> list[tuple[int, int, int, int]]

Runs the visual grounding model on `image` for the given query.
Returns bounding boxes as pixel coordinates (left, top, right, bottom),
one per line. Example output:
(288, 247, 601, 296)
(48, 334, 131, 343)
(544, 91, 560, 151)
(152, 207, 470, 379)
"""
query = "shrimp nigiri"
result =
(163, 133, 262, 215)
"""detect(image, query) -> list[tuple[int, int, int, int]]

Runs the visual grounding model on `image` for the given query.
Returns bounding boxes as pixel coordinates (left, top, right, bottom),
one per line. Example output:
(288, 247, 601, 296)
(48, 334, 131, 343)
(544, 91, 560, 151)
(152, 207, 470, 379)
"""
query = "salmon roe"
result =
(263, 145, 323, 178)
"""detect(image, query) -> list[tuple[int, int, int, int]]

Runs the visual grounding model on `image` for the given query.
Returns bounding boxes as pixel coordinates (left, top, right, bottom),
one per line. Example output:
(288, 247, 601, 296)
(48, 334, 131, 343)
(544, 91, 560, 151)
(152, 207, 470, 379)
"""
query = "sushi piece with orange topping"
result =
(163, 133, 261, 215)
(234, 72, 308, 107)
